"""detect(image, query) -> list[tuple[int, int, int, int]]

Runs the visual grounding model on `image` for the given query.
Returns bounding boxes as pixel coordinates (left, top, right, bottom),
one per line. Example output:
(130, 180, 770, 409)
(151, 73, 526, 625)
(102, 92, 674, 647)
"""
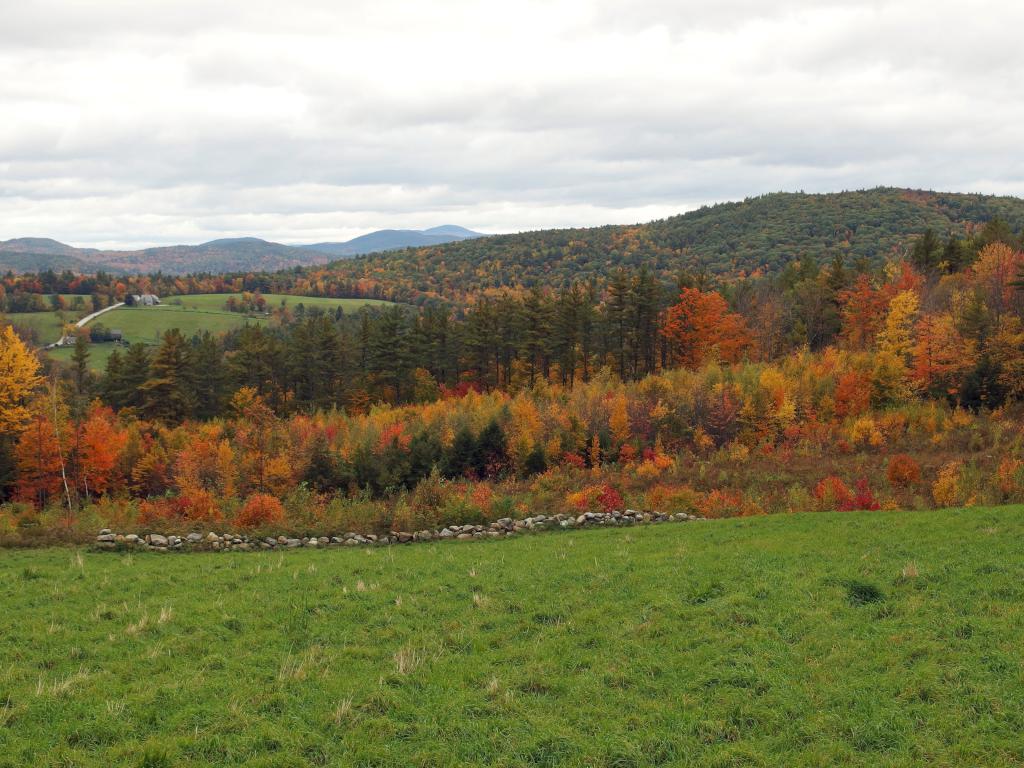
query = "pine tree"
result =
(189, 332, 227, 420)
(140, 329, 194, 424)
(71, 332, 91, 400)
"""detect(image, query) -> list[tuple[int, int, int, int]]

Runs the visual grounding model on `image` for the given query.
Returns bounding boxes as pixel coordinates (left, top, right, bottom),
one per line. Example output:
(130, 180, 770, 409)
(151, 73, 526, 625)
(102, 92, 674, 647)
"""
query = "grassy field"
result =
(164, 294, 393, 313)
(92, 294, 392, 343)
(2, 507, 1023, 767)
(5, 295, 92, 344)
(46, 343, 123, 372)
(40, 294, 392, 370)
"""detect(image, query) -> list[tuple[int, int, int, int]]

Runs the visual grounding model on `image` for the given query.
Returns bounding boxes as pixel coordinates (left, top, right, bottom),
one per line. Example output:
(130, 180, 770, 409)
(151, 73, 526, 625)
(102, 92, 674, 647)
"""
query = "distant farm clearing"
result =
(44, 293, 392, 369)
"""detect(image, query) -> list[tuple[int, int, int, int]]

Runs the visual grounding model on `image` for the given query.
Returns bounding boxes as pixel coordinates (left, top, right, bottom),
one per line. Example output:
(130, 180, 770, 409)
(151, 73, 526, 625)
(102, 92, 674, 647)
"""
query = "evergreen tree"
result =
(189, 332, 227, 420)
(443, 427, 476, 478)
(70, 333, 91, 400)
(140, 329, 194, 424)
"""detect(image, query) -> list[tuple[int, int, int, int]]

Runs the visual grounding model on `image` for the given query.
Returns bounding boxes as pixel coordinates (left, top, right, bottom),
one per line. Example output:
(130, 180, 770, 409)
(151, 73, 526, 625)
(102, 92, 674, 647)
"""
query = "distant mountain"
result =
(0, 226, 489, 274)
(300, 225, 486, 257)
(0, 236, 332, 275)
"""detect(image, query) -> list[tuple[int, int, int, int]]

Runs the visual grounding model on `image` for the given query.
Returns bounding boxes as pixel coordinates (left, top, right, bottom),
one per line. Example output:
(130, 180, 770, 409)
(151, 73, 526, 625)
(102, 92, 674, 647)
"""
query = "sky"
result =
(2, 0, 1023, 249)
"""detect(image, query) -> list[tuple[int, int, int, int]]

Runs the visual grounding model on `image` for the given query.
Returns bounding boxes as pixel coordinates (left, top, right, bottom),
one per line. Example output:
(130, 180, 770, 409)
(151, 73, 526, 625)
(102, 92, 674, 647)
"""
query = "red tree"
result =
(661, 288, 752, 368)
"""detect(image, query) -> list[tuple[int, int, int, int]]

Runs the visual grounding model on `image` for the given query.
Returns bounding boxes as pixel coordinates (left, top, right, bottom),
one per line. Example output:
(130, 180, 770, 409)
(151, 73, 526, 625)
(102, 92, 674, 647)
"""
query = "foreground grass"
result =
(2, 508, 1023, 767)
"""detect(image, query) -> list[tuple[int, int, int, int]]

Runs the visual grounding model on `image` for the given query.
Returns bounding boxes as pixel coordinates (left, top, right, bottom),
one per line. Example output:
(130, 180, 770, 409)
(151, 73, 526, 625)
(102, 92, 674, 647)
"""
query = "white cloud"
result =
(0, 0, 1022, 248)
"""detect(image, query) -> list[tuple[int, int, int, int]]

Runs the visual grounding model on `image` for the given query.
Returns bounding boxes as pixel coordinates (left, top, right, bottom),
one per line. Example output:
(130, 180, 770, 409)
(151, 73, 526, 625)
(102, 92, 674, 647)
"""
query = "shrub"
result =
(645, 484, 701, 515)
(698, 489, 759, 518)
(932, 462, 964, 507)
(814, 476, 853, 511)
(566, 484, 623, 513)
(886, 454, 921, 488)
(996, 458, 1024, 501)
(235, 493, 285, 528)
(848, 478, 881, 511)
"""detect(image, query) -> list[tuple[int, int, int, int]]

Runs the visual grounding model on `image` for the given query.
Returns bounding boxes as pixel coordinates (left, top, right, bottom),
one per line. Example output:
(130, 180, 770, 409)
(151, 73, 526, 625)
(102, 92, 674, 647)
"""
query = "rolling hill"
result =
(310, 188, 1024, 298)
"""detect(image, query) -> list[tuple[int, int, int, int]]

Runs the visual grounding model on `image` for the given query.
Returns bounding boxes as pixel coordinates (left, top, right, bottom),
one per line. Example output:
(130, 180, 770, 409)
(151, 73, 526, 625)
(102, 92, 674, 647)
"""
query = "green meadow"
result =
(2, 507, 1023, 767)
(38, 294, 392, 370)
(88, 294, 392, 344)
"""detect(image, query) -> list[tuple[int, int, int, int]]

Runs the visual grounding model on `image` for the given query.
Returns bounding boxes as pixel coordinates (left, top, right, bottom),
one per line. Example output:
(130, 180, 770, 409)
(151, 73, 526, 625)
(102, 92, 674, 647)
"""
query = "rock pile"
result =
(94, 509, 703, 552)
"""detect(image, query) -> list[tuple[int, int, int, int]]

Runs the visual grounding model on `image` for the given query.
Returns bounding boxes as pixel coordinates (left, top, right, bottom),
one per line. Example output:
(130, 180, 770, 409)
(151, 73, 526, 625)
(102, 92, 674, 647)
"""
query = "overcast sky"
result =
(2, 0, 1023, 248)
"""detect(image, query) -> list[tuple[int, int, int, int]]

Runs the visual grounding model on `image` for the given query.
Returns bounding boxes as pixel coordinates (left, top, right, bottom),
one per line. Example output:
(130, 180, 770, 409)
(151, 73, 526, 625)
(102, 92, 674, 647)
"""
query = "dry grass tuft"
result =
(393, 645, 428, 676)
(332, 698, 353, 724)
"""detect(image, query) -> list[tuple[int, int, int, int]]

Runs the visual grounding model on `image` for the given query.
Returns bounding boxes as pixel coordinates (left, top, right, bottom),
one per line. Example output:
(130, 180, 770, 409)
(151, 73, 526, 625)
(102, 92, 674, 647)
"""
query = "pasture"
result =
(2, 507, 1023, 767)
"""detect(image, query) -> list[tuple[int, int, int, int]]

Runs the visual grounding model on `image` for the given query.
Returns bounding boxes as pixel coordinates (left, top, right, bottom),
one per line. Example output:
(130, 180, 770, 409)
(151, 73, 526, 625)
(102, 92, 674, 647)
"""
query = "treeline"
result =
(41, 218, 1022, 426)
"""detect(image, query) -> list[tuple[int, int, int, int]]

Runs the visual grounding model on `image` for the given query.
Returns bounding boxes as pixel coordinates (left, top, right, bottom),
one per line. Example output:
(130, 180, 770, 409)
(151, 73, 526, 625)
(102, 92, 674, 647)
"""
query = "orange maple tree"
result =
(661, 288, 752, 368)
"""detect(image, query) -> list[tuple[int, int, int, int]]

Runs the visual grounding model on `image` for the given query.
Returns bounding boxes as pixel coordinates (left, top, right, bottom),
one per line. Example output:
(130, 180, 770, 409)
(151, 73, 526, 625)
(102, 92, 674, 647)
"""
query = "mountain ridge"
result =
(0, 226, 487, 274)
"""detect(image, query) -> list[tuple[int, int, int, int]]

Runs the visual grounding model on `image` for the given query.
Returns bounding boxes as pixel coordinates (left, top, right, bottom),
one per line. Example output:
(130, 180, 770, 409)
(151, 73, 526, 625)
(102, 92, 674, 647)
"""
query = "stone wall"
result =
(94, 509, 704, 552)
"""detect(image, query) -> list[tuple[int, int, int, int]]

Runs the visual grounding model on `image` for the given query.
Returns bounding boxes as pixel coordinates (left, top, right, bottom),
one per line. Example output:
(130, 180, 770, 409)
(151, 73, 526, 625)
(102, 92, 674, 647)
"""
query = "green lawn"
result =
(2, 507, 1023, 767)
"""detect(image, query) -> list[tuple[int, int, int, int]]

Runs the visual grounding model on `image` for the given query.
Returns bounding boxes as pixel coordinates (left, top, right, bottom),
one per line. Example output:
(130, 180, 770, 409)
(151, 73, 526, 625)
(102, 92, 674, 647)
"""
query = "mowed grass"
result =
(2, 508, 1024, 767)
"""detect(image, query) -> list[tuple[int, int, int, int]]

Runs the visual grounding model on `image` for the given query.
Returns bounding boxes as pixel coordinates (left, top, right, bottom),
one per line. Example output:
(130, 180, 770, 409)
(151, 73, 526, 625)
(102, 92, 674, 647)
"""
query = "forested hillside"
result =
(296, 188, 1024, 302)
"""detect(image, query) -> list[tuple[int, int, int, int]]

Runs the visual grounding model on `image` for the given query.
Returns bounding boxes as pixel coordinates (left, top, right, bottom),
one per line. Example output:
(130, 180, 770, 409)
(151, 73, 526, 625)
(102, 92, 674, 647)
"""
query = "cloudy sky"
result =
(2, 0, 1023, 248)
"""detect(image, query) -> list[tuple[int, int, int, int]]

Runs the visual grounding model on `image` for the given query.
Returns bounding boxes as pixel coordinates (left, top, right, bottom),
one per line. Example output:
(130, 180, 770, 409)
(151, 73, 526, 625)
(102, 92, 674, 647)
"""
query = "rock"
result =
(285, 538, 302, 548)
(99, 528, 112, 536)
(149, 534, 169, 547)
(456, 533, 473, 540)
(96, 533, 116, 543)
(206, 532, 220, 542)
(125, 534, 140, 544)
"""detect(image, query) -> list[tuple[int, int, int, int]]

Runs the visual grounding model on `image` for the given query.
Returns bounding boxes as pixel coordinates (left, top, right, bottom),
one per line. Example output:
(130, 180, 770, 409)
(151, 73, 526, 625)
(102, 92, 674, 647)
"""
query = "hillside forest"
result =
(2, 209, 1024, 540)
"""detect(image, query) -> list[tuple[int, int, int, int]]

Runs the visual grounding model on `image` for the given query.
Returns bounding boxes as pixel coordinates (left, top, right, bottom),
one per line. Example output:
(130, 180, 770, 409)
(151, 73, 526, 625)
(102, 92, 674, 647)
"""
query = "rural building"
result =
(129, 294, 161, 306)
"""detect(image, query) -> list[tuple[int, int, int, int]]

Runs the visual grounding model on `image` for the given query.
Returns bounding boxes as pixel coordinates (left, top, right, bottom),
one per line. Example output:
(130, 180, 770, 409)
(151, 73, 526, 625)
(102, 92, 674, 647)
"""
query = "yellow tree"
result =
(877, 290, 919, 363)
(0, 326, 43, 435)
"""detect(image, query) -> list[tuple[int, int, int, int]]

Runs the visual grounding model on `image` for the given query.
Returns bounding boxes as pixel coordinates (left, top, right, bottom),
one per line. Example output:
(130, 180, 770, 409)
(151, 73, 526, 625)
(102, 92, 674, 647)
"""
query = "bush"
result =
(698, 489, 759, 518)
(814, 476, 853, 511)
(886, 454, 921, 488)
(932, 462, 964, 507)
(235, 494, 285, 528)
(566, 484, 623, 513)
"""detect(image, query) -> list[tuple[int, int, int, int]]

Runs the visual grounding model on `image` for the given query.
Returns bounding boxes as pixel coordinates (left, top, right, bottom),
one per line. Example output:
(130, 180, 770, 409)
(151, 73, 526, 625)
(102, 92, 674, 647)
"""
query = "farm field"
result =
(4, 295, 93, 344)
(46, 343, 123, 371)
(2, 507, 1023, 767)
(39, 294, 393, 369)
(164, 294, 393, 313)
(88, 294, 392, 343)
